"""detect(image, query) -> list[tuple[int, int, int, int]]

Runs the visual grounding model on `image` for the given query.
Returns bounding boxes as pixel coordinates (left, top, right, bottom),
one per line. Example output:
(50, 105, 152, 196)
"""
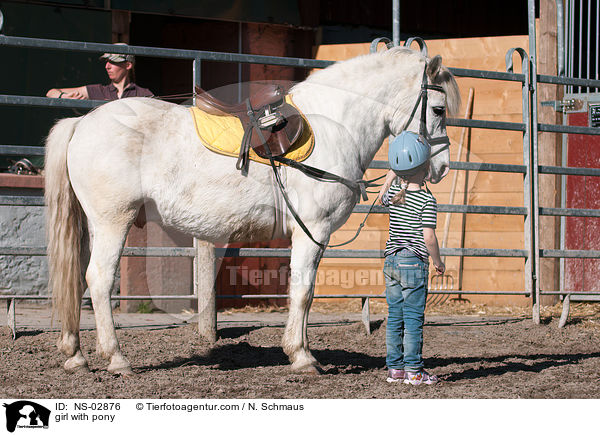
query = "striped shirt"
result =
(381, 182, 438, 262)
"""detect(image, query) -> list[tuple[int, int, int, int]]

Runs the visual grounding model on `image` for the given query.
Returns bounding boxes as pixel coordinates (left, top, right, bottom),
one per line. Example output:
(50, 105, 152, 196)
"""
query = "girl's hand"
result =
(434, 261, 445, 275)
(377, 170, 397, 204)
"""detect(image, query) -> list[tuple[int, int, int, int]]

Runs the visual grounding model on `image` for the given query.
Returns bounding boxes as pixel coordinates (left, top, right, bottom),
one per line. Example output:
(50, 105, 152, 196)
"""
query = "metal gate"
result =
(2, 0, 600, 337)
(553, 0, 600, 323)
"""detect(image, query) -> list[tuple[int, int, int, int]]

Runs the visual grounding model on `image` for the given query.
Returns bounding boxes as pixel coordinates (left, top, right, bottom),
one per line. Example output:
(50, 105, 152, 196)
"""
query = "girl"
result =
(378, 131, 445, 386)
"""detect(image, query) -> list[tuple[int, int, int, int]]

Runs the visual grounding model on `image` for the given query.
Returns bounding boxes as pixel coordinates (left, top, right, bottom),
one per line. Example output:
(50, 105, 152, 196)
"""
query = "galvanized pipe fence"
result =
(2, 2, 600, 335)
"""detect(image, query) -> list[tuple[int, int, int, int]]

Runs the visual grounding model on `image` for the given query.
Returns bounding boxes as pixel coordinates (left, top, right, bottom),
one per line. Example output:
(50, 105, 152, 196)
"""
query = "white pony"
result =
(45, 47, 460, 375)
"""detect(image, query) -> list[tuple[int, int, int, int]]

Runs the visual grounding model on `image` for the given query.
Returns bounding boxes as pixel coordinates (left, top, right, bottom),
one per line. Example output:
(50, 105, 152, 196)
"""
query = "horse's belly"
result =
(166, 210, 276, 244)
(155, 186, 278, 244)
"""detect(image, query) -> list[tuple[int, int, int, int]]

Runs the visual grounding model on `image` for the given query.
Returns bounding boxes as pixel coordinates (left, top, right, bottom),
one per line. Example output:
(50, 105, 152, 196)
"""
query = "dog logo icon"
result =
(3, 401, 50, 432)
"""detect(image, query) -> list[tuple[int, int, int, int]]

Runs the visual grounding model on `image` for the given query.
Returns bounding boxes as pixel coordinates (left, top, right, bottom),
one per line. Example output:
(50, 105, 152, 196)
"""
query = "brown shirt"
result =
(86, 82, 153, 101)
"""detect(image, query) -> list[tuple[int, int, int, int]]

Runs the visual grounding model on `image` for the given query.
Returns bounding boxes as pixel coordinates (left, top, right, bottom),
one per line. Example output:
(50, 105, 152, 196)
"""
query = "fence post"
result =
(361, 297, 371, 334)
(7, 298, 16, 340)
(528, 0, 541, 324)
(558, 293, 570, 328)
(195, 240, 217, 343)
(190, 58, 217, 342)
(508, 47, 537, 323)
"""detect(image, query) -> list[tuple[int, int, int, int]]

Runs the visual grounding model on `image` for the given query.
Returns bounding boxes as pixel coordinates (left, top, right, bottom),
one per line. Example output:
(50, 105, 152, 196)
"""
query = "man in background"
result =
(46, 42, 153, 100)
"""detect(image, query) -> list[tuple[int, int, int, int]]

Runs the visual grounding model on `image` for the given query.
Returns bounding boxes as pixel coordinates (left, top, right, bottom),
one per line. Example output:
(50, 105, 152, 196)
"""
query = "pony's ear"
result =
(426, 55, 443, 81)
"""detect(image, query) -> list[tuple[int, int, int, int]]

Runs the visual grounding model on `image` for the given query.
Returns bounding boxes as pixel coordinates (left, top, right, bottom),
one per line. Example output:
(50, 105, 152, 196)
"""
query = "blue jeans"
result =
(384, 249, 428, 371)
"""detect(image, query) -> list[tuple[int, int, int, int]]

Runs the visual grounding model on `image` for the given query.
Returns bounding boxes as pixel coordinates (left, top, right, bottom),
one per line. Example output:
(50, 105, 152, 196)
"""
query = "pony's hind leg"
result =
(282, 231, 326, 374)
(59, 221, 93, 372)
(59, 330, 88, 373)
(86, 220, 133, 375)
(57, 233, 90, 373)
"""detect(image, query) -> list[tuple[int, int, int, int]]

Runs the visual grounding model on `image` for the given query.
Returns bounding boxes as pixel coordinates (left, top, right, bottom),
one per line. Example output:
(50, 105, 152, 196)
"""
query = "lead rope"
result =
(325, 194, 379, 248)
(268, 161, 382, 249)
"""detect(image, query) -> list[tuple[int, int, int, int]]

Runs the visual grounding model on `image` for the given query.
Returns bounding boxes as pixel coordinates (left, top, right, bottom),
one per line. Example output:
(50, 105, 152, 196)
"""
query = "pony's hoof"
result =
(107, 352, 133, 376)
(290, 362, 322, 375)
(64, 352, 90, 373)
(107, 363, 134, 376)
(108, 366, 134, 376)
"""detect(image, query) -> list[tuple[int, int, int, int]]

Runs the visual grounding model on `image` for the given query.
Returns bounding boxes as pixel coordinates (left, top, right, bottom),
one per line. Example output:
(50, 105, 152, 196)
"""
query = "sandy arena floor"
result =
(1, 301, 599, 399)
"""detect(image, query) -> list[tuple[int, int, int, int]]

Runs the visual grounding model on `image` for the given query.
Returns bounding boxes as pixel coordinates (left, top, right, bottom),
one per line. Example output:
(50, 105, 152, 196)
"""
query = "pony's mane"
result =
(297, 46, 461, 116)
(384, 47, 461, 116)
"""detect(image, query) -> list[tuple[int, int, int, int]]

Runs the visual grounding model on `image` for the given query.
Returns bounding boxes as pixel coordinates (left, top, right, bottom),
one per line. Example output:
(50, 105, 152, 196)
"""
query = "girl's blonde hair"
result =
(391, 178, 409, 205)
(389, 162, 429, 205)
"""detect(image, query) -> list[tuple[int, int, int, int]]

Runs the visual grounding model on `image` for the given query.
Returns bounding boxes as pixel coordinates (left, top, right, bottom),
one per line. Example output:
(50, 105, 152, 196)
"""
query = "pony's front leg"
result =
(283, 231, 326, 374)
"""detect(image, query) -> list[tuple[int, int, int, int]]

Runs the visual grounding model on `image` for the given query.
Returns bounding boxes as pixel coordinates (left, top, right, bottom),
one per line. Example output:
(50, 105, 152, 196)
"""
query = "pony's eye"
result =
(432, 106, 446, 116)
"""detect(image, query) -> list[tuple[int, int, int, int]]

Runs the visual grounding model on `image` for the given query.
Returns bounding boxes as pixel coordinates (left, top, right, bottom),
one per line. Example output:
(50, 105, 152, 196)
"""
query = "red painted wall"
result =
(564, 111, 600, 292)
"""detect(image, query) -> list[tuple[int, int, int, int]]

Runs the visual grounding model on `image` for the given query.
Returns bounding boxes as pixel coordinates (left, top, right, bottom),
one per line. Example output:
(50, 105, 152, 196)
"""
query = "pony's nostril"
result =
(441, 165, 450, 179)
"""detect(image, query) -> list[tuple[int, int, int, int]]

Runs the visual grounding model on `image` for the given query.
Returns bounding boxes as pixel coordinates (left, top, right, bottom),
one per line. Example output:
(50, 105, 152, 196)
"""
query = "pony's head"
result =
(385, 47, 461, 184)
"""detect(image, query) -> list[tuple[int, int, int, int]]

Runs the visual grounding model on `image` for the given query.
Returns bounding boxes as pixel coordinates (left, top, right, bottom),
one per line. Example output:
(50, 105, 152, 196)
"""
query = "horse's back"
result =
(66, 98, 190, 220)
(65, 97, 276, 242)
(74, 97, 185, 142)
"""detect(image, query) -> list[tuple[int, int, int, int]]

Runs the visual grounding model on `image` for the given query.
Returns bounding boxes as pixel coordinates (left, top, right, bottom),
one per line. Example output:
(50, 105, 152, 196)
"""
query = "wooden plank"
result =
(441, 214, 523, 232)
(427, 35, 529, 69)
(458, 231, 525, 248)
(335, 212, 525, 235)
(460, 269, 525, 290)
(0, 174, 44, 189)
(460, 256, 525, 270)
(313, 35, 535, 304)
(456, 294, 530, 306)
(315, 262, 386, 293)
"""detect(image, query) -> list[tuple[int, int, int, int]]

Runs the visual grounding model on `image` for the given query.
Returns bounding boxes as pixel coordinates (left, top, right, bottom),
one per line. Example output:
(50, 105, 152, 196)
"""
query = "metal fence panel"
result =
(2, 7, 600, 325)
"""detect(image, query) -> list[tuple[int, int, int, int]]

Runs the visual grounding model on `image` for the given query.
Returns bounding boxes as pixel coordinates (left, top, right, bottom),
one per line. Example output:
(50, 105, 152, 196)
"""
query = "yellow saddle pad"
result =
(189, 95, 314, 165)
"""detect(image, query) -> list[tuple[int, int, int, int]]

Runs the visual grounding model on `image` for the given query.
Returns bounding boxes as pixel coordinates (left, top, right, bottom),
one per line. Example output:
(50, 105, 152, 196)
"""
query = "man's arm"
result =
(46, 86, 89, 100)
(423, 227, 445, 274)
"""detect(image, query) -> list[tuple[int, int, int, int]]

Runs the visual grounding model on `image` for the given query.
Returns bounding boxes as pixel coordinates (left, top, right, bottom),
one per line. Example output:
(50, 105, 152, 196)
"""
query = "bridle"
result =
(401, 63, 450, 158)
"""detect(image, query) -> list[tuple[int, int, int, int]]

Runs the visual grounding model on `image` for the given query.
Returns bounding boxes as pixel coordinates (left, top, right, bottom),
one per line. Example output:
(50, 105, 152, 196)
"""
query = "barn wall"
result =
(313, 35, 533, 306)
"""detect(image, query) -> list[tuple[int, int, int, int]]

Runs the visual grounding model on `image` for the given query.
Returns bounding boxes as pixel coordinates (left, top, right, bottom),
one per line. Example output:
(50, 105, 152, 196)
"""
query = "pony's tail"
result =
(44, 117, 84, 335)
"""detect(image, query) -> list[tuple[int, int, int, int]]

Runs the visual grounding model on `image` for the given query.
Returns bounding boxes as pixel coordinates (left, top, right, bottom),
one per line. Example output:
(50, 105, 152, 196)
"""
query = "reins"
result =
(269, 156, 386, 249)
(152, 92, 194, 101)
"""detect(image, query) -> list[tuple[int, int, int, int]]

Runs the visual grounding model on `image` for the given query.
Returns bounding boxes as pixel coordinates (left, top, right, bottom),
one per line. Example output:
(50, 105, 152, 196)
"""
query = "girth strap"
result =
(236, 99, 257, 172)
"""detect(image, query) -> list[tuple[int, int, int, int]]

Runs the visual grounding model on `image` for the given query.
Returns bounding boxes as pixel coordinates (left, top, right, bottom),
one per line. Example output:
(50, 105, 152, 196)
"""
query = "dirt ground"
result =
(1, 301, 600, 399)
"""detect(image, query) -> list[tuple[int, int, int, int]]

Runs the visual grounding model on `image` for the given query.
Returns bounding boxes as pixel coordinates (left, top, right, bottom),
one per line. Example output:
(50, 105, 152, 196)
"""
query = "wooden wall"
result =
(313, 35, 532, 306)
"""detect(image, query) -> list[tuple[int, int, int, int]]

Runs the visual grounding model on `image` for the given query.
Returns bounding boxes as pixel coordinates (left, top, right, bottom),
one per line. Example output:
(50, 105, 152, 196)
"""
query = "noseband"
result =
(403, 64, 450, 158)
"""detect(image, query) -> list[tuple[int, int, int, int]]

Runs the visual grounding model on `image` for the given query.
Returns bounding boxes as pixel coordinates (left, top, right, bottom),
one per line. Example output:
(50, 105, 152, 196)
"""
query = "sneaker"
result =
(386, 368, 406, 383)
(404, 370, 439, 385)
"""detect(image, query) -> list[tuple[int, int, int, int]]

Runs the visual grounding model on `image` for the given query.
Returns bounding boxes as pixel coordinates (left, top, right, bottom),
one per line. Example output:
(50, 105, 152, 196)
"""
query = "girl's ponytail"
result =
(391, 179, 409, 205)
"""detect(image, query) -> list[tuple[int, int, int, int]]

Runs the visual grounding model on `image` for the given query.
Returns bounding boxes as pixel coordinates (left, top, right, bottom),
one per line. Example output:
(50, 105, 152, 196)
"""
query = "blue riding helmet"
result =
(388, 131, 431, 175)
